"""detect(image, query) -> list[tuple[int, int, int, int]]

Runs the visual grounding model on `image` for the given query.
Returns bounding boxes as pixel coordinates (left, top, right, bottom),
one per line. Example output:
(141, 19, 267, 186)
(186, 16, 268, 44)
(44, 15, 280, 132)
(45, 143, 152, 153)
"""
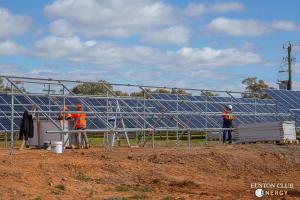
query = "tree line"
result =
(0, 77, 272, 99)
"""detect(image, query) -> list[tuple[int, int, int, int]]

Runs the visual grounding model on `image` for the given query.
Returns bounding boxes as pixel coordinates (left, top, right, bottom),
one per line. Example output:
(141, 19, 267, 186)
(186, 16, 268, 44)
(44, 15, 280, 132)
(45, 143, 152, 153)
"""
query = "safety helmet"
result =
(226, 105, 233, 110)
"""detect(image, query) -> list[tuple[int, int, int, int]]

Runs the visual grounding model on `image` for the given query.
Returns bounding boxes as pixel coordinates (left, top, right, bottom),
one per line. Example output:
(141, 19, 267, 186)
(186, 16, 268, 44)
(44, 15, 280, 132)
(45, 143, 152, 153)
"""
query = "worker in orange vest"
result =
(222, 105, 235, 144)
(72, 104, 89, 148)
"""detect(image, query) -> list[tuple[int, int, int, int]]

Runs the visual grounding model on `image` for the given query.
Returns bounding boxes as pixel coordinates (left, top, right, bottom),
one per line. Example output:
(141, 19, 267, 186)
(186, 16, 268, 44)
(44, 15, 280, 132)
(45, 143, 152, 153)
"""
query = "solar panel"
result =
(265, 89, 300, 127)
(0, 91, 293, 132)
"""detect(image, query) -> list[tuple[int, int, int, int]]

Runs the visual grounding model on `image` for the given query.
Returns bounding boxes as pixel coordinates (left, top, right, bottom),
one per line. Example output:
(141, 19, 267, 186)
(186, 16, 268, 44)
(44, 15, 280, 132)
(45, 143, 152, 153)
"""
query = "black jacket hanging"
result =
(19, 110, 34, 140)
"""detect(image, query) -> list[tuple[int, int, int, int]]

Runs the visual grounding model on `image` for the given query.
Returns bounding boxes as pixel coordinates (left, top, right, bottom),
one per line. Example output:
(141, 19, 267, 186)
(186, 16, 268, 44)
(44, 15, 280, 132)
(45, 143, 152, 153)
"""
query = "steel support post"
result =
(188, 129, 191, 148)
(176, 93, 179, 146)
(166, 131, 169, 142)
(10, 83, 14, 155)
(152, 129, 155, 148)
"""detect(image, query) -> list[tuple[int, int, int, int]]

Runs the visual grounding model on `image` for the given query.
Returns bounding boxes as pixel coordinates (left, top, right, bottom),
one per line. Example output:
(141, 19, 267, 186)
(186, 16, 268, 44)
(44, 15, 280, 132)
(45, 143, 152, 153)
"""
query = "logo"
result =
(255, 189, 264, 198)
(251, 182, 293, 198)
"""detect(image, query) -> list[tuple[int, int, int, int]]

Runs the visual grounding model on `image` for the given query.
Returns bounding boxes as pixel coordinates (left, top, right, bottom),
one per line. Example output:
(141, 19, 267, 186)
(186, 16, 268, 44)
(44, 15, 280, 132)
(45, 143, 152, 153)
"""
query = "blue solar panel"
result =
(264, 89, 300, 126)
(0, 91, 294, 131)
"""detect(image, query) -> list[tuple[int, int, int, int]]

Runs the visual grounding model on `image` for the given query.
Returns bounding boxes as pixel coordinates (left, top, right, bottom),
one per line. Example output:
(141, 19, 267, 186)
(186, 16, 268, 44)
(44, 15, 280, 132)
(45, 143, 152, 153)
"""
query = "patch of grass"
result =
(169, 180, 198, 187)
(163, 197, 173, 200)
(128, 194, 147, 200)
(95, 178, 102, 184)
(105, 187, 114, 192)
(132, 187, 152, 193)
(51, 190, 62, 195)
(142, 187, 152, 193)
(55, 184, 65, 190)
(31, 197, 42, 200)
(115, 186, 129, 192)
(107, 197, 128, 200)
(75, 174, 92, 182)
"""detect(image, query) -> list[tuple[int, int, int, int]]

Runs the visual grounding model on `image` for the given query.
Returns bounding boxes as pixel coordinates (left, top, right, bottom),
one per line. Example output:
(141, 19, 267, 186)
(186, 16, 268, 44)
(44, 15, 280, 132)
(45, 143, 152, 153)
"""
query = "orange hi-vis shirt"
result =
(72, 113, 86, 129)
(222, 111, 235, 120)
(222, 110, 235, 128)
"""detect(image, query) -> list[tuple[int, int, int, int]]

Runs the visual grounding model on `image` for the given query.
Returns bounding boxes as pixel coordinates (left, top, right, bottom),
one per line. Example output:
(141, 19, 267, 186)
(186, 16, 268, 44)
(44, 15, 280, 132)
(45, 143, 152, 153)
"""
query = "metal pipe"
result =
(10, 83, 14, 155)
(25, 110, 292, 116)
(59, 81, 113, 129)
(152, 130, 155, 148)
(188, 129, 191, 148)
(6, 78, 63, 131)
(0, 75, 260, 95)
(46, 127, 236, 134)
(0, 91, 277, 107)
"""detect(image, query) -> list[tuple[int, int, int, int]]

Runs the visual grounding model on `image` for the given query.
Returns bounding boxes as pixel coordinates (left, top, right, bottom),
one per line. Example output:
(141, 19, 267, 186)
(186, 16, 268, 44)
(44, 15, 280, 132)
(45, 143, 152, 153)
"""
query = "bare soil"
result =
(0, 144, 299, 200)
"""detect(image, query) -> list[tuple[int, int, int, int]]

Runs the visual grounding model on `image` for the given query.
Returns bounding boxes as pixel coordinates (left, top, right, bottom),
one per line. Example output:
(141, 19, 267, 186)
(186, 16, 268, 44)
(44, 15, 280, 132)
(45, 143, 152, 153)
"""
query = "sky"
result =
(0, 0, 300, 92)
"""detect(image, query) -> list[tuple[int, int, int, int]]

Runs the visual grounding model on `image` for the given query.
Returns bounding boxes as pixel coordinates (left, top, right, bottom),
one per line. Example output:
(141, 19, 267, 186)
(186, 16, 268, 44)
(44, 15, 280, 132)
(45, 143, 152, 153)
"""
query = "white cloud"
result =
(184, 2, 243, 17)
(48, 18, 132, 38)
(49, 19, 74, 37)
(0, 40, 25, 55)
(184, 3, 206, 17)
(168, 46, 262, 67)
(210, 2, 244, 13)
(84, 40, 97, 47)
(204, 17, 270, 36)
(45, 1, 243, 43)
(45, 0, 176, 27)
(0, 64, 20, 75)
(44, 0, 177, 39)
(143, 26, 190, 45)
(32, 35, 262, 69)
(204, 17, 299, 36)
(33, 36, 160, 66)
(271, 21, 298, 31)
(0, 7, 31, 39)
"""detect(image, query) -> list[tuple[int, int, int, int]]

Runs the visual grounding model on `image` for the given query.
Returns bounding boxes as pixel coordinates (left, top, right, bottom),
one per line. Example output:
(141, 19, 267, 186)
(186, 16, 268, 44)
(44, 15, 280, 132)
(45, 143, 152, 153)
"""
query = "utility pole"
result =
(287, 43, 292, 90)
(279, 42, 294, 90)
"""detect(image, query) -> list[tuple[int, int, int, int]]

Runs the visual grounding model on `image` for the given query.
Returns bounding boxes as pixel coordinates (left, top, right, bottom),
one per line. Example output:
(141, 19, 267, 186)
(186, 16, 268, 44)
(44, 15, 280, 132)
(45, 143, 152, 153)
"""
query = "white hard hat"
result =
(226, 105, 233, 110)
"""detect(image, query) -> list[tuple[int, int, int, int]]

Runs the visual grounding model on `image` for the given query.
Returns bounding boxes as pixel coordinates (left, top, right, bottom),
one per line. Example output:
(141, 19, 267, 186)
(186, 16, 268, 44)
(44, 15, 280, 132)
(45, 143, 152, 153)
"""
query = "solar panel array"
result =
(0, 91, 293, 132)
(265, 89, 300, 126)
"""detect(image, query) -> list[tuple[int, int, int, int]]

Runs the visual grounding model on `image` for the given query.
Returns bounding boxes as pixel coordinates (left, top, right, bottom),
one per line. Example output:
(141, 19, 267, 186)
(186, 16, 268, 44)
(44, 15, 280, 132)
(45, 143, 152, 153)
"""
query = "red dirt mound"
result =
(0, 144, 299, 200)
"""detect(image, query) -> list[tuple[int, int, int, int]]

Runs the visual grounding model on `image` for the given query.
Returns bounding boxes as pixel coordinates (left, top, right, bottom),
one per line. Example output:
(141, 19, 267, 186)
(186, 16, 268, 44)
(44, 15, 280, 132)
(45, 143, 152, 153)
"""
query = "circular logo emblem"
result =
(255, 188, 264, 198)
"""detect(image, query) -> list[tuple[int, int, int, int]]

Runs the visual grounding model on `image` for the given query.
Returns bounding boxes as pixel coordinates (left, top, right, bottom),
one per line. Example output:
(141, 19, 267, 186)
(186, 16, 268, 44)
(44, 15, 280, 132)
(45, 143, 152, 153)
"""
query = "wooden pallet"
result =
(238, 140, 299, 145)
(280, 139, 299, 144)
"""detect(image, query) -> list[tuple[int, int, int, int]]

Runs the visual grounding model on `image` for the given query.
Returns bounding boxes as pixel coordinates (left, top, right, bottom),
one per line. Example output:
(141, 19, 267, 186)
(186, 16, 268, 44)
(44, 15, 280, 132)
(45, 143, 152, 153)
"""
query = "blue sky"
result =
(0, 0, 300, 92)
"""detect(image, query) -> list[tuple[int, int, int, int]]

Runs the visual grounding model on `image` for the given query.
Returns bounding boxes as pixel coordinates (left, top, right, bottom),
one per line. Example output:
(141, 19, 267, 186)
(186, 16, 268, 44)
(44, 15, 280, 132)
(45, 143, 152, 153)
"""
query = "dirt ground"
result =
(0, 144, 299, 200)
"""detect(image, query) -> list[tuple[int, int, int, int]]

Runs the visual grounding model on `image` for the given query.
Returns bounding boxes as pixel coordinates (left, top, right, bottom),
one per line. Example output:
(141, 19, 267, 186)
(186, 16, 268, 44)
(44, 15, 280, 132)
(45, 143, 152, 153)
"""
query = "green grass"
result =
(107, 197, 127, 200)
(163, 197, 173, 200)
(0, 131, 213, 149)
(142, 187, 152, 193)
(51, 190, 62, 195)
(75, 174, 92, 182)
(31, 197, 42, 200)
(88, 132, 209, 148)
(132, 187, 152, 193)
(55, 184, 65, 190)
(115, 186, 129, 192)
(128, 194, 147, 199)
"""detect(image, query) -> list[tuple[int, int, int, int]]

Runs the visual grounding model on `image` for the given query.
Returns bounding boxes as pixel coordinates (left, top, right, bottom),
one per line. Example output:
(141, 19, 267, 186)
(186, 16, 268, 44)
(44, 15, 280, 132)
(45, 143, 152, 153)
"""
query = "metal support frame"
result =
(6, 78, 62, 131)
(0, 75, 295, 151)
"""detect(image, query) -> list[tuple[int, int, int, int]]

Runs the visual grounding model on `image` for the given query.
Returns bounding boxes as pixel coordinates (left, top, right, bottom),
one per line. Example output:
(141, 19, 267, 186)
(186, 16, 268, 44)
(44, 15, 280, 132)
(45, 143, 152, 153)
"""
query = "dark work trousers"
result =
(223, 129, 232, 144)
